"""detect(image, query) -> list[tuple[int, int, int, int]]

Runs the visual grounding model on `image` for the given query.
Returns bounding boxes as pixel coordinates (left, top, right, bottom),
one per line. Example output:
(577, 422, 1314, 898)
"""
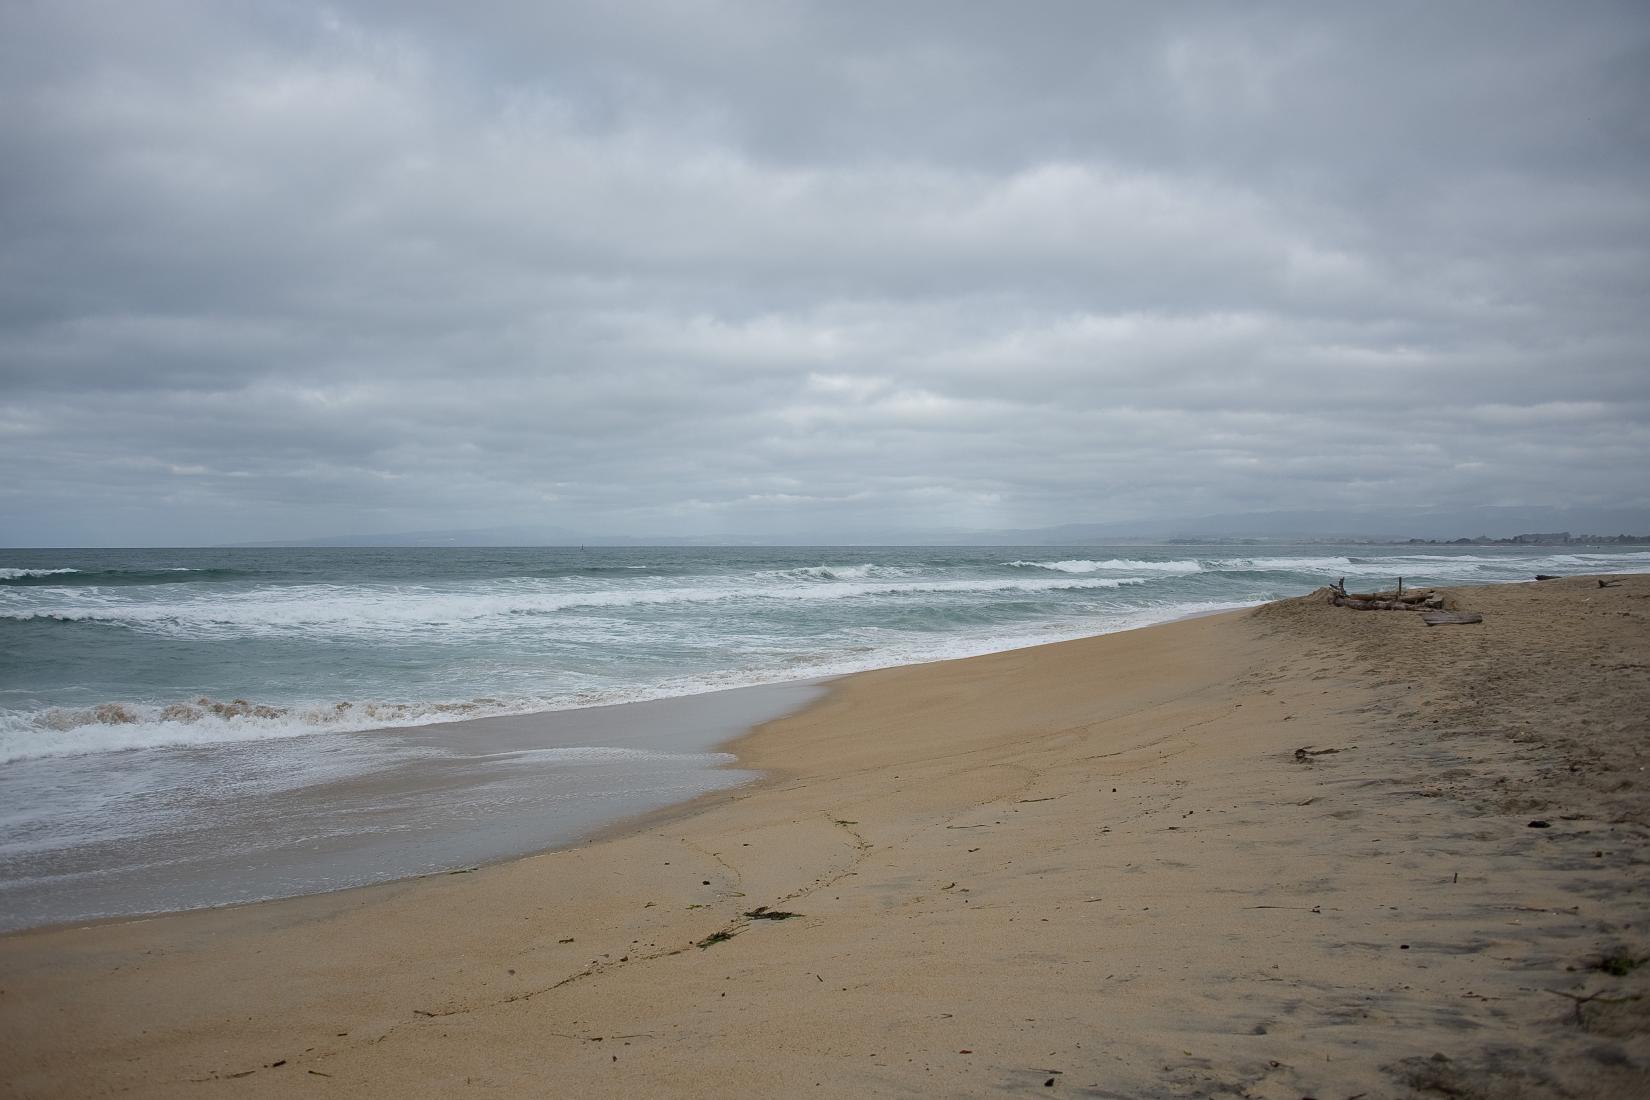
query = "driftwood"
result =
(1328, 579, 1444, 611)
(1422, 611, 1483, 626)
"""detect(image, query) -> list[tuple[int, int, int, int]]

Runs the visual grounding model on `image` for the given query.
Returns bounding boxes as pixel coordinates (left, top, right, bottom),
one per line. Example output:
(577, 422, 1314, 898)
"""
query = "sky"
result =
(3, 2, 1648, 546)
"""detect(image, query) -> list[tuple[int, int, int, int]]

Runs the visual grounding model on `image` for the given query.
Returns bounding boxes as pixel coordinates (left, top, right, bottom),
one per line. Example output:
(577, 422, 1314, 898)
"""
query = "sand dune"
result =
(3, 574, 1647, 1098)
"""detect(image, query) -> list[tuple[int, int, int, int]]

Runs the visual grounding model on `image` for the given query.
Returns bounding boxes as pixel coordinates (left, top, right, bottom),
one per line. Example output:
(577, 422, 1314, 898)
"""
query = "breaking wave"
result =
(0, 568, 82, 581)
(0, 566, 249, 586)
(0, 695, 560, 763)
(764, 563, 916, 581)
(1202, 555, 1352, 573)
(0, 690, 760, 764)
(1005, 558, 1203, 574)
(1, 574, 1148, 641)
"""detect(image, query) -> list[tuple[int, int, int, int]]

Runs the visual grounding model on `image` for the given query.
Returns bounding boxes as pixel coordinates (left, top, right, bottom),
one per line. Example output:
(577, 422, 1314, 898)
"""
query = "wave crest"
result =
(1005, 559, 1202, 574)
(2, 695, 544, 763)
(1, 572, 1147, 640)
(0, 566, 245, 587)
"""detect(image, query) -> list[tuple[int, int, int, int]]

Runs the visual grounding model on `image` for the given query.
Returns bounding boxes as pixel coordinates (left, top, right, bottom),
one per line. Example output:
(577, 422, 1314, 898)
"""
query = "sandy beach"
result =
(3, 574, 1647, 1098)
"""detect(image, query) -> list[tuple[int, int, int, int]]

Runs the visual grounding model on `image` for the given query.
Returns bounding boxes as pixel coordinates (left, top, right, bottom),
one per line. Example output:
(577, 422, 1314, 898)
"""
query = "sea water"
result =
(3, 543, 1645, 928)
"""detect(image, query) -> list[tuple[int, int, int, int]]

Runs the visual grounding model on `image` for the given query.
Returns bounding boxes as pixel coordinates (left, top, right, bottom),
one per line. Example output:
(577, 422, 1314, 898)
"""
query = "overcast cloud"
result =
(3, 1, 1648, 544)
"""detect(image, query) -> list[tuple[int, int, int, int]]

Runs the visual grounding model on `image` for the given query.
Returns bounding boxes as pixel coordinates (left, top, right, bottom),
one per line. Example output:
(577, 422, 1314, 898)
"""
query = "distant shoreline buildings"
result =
(1405, 532, 1650, 546)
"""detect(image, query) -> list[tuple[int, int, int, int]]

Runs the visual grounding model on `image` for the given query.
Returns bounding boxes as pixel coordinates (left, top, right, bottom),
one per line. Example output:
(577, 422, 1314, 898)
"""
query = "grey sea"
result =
(3, 542, 1646, 930)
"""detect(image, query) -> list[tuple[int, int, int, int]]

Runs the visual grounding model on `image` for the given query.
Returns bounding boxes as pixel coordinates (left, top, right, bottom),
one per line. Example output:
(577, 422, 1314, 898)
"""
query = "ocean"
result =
(3, 542, 1646, 929)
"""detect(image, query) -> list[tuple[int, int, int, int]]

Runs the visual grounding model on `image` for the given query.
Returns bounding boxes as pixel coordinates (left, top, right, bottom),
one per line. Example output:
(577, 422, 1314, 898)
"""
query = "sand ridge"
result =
(2, 575, 1646, 1098)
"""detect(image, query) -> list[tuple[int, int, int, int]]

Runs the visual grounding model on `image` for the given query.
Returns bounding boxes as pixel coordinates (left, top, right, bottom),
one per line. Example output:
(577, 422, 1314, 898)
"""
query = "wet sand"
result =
(2, 575, 1647, 1098)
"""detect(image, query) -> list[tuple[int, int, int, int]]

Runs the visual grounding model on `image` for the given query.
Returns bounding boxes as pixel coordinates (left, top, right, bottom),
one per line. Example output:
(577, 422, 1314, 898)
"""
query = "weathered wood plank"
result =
(1422, 611, 1484, 626)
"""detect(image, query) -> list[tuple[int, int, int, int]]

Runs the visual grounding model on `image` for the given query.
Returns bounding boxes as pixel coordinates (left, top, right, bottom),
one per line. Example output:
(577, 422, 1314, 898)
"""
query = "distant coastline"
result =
(1160, 533, 1650, 547)
(1396, 531, 1650, 547)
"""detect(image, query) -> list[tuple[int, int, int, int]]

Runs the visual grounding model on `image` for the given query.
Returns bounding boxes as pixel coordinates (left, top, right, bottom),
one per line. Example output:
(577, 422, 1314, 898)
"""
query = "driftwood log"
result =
(1327, 578, 1444, 612)
(1422, 611, 1483, 626)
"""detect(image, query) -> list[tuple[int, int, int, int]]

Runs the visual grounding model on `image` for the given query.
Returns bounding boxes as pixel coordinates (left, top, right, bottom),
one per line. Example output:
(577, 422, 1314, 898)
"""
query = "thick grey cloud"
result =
(2, 1, 1647, 544)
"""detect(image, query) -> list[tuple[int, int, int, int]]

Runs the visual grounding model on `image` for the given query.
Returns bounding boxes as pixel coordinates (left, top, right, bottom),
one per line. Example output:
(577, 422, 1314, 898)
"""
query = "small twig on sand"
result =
(1544, 988, 1642, 1025)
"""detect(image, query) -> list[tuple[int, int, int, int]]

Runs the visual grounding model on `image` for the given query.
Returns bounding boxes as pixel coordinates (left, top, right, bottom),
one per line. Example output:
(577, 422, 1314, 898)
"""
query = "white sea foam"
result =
(1207, 556, 1358, 572)
(764, 563, 918, 581)
(476, 746, 737, 765)
(1005, 558, 1203, 574)
(0, 697, 546, 763)
(0, 573, 1147, 640)
(850, 577, 1144, 595)
(793, 563, 878, 580)
(0, 568, 80, 579)
(1542, 552, 1650, 568)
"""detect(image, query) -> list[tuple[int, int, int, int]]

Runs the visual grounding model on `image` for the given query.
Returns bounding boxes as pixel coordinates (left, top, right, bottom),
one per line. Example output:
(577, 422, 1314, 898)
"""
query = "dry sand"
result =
(3, 574, 1647, 1098)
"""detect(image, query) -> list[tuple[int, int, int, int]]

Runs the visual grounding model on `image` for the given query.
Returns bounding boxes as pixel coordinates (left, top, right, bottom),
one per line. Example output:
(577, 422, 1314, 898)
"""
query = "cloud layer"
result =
(3, 2, 1648, 543)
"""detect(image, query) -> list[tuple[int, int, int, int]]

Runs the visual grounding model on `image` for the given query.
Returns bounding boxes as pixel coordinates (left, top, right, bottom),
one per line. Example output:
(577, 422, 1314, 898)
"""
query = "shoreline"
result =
(3, 575, 1646, 1097)
(0, 679, 826, 935)
(587, 602, 1259, 853)
(0, 602, 1258, 936)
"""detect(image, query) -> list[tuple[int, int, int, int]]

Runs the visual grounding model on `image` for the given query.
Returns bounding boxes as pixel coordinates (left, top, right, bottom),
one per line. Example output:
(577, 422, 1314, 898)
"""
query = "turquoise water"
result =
(3, 542, 1645, 929)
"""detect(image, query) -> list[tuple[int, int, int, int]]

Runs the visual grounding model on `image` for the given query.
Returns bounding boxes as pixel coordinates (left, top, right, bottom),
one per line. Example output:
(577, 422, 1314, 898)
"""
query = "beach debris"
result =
(1598, 578, 1622, 588)
(1528, 820, 1552, 828)
(743, 906, 801, 921)
(1327, 578, 1446, 611)
(1294, 746, 1342, 762)
(1422, 611, 1484, 626)
(1597, 952, 1646, 977)
(1543, 987, 1642, 1026)
(695, 929, 739, 949)
(1535, 574, 1560, 580)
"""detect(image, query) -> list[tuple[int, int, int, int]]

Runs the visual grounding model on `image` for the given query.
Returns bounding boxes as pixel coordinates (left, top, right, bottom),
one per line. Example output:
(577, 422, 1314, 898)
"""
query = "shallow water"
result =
(0, 680, 818, 931)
